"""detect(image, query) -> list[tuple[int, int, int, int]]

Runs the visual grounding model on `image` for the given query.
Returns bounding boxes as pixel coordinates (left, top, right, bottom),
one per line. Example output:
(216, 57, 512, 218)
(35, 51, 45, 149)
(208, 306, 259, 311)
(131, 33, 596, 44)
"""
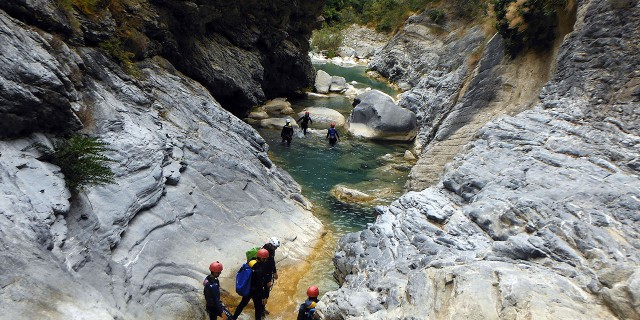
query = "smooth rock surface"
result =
(0, 10, 322, 319)
(322, 1, 640, 319)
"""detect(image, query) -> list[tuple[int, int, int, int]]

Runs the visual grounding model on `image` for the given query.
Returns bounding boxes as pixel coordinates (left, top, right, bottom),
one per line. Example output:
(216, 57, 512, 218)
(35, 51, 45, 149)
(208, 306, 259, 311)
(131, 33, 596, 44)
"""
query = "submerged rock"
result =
(330, 185, 375, 203)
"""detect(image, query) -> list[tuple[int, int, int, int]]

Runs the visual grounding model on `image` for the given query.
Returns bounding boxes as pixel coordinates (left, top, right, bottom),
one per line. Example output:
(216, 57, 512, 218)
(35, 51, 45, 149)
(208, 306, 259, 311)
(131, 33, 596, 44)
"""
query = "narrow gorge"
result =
(1, 0, 638, 320)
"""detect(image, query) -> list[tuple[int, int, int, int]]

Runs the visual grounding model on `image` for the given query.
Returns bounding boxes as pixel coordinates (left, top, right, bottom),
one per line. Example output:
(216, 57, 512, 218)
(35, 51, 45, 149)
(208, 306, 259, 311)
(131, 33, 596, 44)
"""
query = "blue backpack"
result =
(235, 262, 252, 297)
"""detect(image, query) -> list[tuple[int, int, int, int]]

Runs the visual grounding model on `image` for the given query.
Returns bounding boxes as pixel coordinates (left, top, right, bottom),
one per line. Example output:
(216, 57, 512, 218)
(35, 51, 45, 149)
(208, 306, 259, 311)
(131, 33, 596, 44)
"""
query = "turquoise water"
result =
(260, 129, 410, 234)
(253, 64, 410, 299)
(314, 63, 398, 96)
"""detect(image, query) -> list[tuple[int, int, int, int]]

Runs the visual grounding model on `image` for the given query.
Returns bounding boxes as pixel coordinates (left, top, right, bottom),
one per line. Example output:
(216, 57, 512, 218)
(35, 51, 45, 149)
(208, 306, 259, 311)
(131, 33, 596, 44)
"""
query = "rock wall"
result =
(0, 0, 325, 123)
(0, 6, 322, 320)
(322, 1, 639, 319)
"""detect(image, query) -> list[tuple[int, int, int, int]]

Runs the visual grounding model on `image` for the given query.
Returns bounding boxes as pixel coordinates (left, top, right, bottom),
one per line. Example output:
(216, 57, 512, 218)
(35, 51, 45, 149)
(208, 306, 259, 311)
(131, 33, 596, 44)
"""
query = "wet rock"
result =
(331, 185, 375, 203)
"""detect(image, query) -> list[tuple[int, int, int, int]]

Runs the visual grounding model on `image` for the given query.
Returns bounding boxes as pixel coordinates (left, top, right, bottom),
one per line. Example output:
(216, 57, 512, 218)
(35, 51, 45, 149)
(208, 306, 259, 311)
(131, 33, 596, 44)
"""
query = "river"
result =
(234, 63, 411, 319)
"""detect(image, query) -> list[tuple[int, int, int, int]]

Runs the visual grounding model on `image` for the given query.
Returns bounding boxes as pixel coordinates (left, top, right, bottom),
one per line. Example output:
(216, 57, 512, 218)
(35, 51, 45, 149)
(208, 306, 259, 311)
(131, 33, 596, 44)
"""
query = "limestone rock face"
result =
(0, 14, 82, 137)
(0, 10, 322, 320)
(0, 0, 325, 118)
(322, 1, 640, 319)
(347, 90, 417, 141)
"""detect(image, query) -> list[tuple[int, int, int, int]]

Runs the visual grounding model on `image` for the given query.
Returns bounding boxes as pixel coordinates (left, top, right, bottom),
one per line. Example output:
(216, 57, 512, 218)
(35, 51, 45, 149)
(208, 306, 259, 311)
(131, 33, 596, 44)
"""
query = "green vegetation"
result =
(57, 0, 100, 15)
(99, 38, 141, 77)
(321, 0, 487, 33)
(492, 0, 565, 56)
(428, 8, 446, 24)
(33, 135, 116, 192)
(311, 25, 344, 57)
(56, 0, 145, 77)
(319, 0, 564, 58)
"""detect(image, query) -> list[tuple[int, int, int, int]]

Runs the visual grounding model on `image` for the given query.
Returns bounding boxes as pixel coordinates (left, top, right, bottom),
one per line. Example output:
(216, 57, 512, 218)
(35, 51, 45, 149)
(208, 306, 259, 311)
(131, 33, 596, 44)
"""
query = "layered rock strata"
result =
(322, 1, 639, 319)
(0, 0, 324, 122)
(0, 7, 322, 319)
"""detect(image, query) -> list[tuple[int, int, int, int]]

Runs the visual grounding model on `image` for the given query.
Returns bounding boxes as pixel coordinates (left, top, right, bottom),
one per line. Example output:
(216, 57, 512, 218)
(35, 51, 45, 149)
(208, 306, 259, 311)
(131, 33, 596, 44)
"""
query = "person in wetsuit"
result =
(326, 122, 340, 145)
(233, 249, 271, 320)
(297, 111, 313, 135)
(297, 285, 320, 320)
(281, 118, 294, 145)
(261, 237, 280, 315)
(203, 261, 230, 320)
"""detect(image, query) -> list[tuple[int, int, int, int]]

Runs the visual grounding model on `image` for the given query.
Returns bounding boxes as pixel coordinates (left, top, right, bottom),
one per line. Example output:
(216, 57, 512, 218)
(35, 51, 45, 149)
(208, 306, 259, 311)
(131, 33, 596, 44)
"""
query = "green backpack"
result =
(245, 246, 261, 261)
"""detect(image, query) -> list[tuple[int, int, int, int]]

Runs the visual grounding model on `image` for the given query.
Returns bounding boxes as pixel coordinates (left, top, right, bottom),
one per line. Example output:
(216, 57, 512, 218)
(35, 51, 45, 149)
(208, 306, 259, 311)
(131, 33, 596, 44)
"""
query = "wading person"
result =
(297, 111, 313, 135)
(326, 122, 340, 145)
(281, 118, 294, 145)
(203, 261, 230, 320)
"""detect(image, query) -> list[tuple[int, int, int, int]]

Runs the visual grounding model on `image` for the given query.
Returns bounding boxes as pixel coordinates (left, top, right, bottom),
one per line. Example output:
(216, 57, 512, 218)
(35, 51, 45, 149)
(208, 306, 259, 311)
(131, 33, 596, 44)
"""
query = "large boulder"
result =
(297, 107, 346, 128)
(315, 69, 332, 93)
(347, 90, 417, 141)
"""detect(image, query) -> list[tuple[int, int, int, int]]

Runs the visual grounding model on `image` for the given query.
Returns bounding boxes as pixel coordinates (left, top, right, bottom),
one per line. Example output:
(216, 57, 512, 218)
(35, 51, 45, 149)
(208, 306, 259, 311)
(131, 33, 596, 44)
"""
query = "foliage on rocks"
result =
(311, 25, 344, 57)
(99, 38, 141, 76)
(57, 0, 100, 15)
(321, 0, 487, 33)
(33, 135, 116, 192)
(492, 0, 565, 56)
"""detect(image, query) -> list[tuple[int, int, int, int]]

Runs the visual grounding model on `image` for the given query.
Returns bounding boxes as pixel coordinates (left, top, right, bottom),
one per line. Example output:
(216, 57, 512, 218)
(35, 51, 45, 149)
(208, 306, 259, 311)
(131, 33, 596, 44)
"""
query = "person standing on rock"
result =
(296, 285, 320, 320)
(326, 122, 340, 145)
(233, 249, 271, 320)
(203, 261, 230, 320)
(281, 118, 294, 145)
(261, 237, 280, 315)
(297, 111, 313, 135)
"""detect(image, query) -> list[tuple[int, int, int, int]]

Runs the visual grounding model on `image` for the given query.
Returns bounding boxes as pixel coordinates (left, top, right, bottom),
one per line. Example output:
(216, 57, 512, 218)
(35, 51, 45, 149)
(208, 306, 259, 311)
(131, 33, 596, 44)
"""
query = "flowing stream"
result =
(233, 64, 411, 319)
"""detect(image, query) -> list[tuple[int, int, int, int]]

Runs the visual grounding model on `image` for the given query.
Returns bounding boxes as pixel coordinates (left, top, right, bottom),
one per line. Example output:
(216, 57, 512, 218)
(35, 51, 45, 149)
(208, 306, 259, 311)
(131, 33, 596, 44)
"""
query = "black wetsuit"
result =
(261, 243, 278, 306)
(281, 124, 294, 145)
(233, 260, 270, 320)
(327, 127, 339, 145)
(297, 115, 313, 135)
(203, 275, 224, 320)
(297, 297, 319, 320)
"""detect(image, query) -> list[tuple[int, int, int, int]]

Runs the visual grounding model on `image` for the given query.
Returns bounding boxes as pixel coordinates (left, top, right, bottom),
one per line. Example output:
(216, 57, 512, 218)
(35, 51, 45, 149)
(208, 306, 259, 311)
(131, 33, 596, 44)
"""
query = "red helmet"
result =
(330, 122, 336, 128)
(307, 285, 319, 298)
(305, 111, 310, 115)
(257, 248, 269, 259)
(209, 261, 223, 273)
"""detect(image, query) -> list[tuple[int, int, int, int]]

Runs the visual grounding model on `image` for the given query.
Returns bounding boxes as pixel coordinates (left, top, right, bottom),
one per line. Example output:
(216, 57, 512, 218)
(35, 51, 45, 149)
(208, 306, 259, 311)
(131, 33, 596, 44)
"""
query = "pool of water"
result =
(314, 63, 397, 97)
(241, 64, 410, 318)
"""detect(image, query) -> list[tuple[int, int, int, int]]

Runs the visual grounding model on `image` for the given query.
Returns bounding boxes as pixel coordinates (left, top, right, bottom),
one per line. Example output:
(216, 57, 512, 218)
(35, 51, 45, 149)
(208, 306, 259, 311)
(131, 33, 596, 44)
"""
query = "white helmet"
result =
(269, 237, 280, 248)
(285, 118, 291, 123)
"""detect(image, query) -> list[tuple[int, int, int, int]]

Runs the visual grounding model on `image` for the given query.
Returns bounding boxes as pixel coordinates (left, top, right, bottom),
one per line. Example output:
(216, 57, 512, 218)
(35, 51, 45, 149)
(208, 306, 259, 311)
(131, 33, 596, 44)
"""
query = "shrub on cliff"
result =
(493, 0, 564, 56)
(311, 25, 344, 57)
(33, 135, 116, 192)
